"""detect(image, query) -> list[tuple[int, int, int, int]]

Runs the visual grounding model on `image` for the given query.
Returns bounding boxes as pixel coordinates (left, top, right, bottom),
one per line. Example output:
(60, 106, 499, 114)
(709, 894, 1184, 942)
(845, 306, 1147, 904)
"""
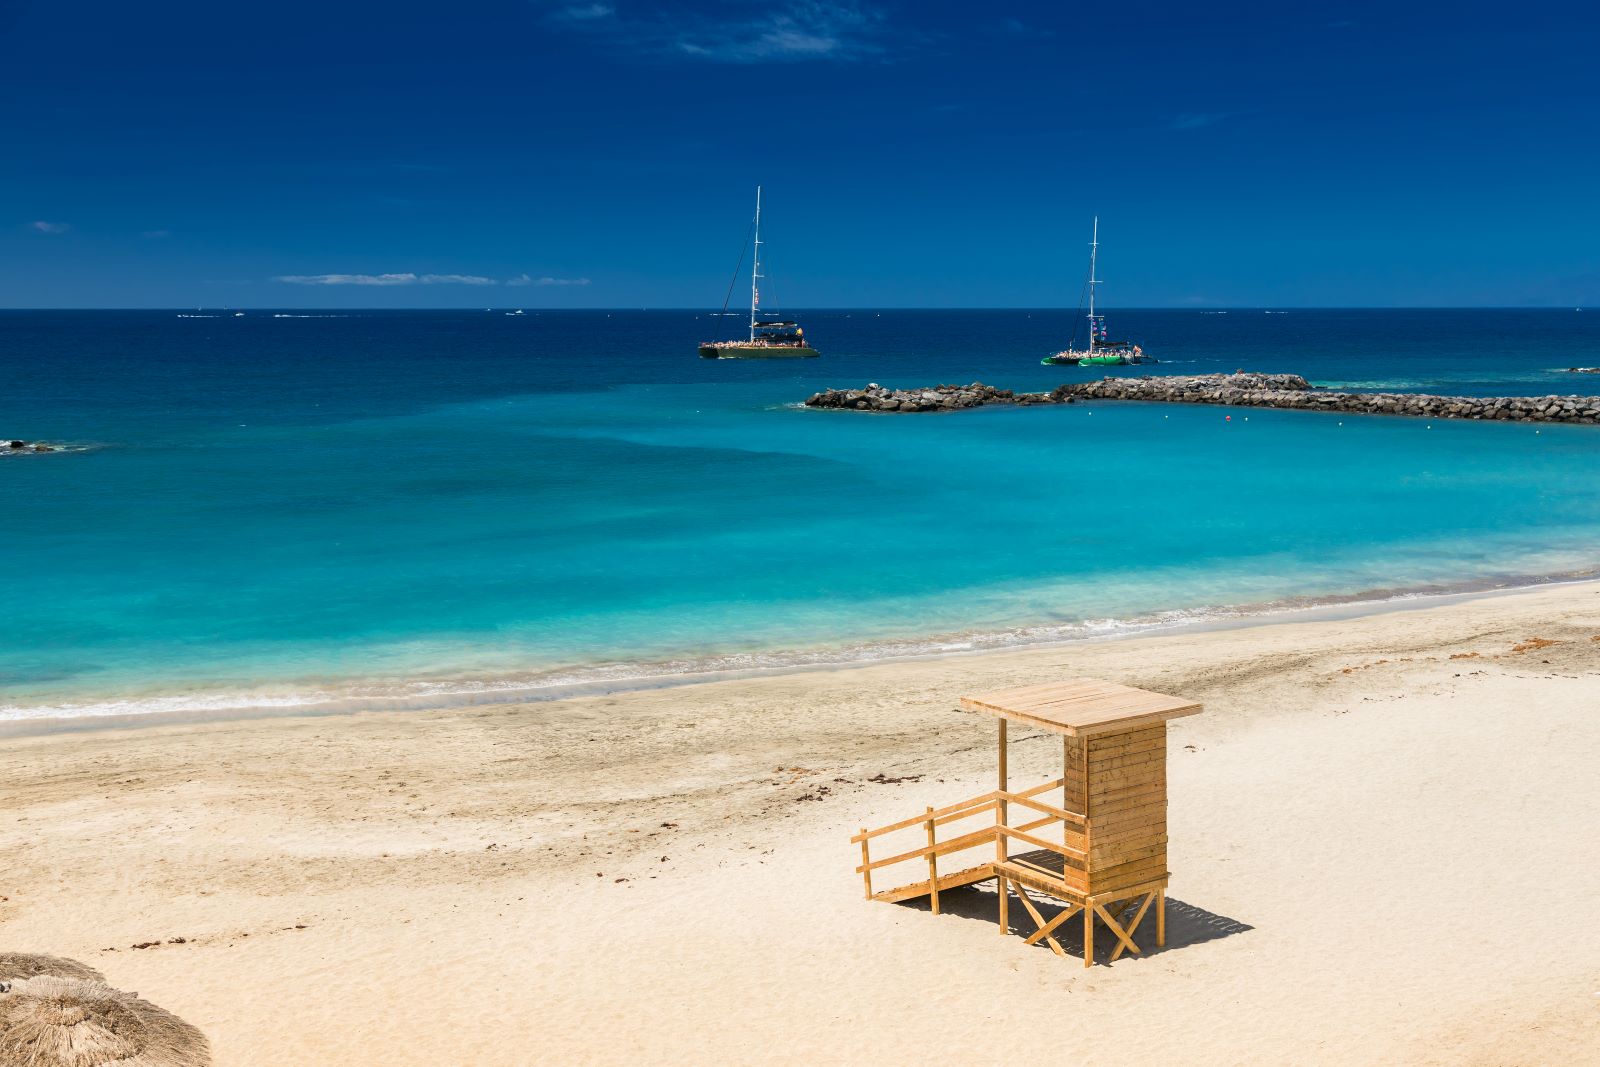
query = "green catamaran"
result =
(699, 186, 819, 359)
(1042, 216, 1153, 367)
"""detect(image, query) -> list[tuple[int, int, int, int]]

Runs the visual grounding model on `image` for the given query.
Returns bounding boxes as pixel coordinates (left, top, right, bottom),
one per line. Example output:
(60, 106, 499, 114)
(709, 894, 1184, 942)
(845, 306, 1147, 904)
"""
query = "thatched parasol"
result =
(0, 975, 211, 1066)
(0, 954, 107, 984)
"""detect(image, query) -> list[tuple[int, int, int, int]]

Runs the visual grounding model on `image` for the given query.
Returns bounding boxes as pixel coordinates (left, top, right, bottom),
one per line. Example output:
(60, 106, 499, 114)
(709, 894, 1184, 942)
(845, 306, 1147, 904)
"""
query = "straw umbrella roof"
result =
(0, 954, 106, 984)
(0, 975, 210, 1067)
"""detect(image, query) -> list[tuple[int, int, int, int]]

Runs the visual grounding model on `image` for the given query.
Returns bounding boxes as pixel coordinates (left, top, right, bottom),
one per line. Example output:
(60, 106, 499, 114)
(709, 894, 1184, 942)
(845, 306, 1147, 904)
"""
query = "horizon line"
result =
(0, 305, 1590, 313)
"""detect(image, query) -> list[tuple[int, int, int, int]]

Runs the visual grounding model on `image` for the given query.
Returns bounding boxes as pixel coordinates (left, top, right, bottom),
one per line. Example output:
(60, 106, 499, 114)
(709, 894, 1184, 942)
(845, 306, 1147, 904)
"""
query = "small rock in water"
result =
(4, 438, 66, 453)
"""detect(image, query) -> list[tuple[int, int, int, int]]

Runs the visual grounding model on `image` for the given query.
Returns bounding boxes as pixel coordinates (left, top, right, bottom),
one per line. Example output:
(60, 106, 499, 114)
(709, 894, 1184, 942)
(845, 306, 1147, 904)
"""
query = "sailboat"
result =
(1042, 217, 1152, 367)
(699, 186, 819, 359)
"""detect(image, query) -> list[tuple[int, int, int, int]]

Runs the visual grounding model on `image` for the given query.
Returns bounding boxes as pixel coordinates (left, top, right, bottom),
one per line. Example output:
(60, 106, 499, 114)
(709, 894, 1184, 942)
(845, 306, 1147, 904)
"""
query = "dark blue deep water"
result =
(4, 308, 1600, 721)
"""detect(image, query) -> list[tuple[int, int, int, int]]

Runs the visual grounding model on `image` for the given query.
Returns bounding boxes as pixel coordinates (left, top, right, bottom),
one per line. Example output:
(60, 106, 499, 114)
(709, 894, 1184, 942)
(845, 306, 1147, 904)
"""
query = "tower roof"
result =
(960, 677, 1202, 736)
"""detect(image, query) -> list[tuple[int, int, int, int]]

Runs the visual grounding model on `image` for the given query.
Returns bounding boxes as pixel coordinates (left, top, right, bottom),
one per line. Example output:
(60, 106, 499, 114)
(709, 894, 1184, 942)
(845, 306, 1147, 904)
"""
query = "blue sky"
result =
(3, 1, 1599, 307)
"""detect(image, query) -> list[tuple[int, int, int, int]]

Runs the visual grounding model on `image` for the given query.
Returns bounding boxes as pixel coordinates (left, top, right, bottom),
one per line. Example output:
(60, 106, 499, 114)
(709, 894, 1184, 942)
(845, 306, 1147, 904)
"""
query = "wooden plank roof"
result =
(960, 677, 1202, 736)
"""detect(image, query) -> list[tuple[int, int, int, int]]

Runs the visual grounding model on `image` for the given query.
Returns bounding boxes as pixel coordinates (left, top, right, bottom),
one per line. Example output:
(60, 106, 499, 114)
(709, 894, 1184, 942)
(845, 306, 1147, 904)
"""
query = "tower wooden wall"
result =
(1061, 722, 1168, 897)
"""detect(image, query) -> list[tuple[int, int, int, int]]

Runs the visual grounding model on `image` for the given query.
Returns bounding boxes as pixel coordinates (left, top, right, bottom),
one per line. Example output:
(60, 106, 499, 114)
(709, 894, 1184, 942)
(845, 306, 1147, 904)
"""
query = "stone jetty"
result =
(806, 372, 1600, 425)
(802, 382, 1070, 412)
(1062, 373, 1600, 423)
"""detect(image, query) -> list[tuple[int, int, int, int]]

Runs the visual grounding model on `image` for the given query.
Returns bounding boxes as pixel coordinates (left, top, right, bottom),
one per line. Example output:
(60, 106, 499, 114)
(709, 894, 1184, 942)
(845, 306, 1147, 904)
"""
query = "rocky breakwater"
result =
(803, 382, 1071, 412)
(1057, 373, 1600, 424)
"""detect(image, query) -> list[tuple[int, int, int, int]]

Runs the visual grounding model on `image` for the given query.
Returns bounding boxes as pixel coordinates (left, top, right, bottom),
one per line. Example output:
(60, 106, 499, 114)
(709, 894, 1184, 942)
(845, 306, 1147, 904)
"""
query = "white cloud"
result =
(274, 272, 499, 286)
(275, 273, 422, 286)
(546, 1, 888, 64)
(559, 2, 614, 20)
(506, 274, 592, 287)
(420, 273, 497, 285)
(1172, 112, 1232, 130)
(30, 221, 69, 234)
(271, 272, 584, 287)
(682, 27, 843, 61)
(996, 17, 1051, 38)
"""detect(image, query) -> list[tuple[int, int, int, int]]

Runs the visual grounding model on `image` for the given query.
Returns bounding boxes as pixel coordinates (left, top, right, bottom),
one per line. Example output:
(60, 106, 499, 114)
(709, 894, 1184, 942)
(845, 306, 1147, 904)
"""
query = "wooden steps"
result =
(870, 863, 995, 904)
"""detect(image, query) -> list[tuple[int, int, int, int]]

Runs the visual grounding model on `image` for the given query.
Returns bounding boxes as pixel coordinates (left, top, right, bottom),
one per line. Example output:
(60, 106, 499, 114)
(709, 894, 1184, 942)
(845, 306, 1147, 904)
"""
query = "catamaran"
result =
(1042, 216, 1152, 367)
(699, 186, 819, 359)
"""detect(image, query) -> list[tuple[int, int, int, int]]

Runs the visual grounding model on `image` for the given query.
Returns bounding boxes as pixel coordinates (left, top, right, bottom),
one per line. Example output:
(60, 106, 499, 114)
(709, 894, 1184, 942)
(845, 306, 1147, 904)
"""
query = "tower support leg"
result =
(1157, 887, 1166, 947)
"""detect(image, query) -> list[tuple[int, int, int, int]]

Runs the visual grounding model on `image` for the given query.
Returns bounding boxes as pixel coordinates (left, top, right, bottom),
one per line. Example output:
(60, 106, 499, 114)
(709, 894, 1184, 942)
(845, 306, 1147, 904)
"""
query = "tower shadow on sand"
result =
(900, 882, 1252, 964)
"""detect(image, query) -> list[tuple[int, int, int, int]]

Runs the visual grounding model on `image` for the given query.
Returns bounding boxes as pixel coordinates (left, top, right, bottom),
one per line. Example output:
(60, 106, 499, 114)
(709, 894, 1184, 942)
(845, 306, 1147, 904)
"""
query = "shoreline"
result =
(4, 565, 1598, 737)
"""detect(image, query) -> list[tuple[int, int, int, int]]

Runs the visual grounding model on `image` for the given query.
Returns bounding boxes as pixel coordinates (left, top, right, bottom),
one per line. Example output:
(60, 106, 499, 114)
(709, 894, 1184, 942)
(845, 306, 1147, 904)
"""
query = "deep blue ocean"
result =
(5, 308, 1600, 722)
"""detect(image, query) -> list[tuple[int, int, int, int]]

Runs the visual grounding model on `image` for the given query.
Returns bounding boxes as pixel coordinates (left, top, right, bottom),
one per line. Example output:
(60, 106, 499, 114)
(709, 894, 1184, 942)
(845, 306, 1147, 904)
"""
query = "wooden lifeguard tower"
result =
(851, 678, 1201, 965)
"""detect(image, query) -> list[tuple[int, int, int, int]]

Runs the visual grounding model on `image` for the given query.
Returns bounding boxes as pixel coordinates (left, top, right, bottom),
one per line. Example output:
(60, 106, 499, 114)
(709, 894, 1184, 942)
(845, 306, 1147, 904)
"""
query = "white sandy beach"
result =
(3, 583, 1600, 1065)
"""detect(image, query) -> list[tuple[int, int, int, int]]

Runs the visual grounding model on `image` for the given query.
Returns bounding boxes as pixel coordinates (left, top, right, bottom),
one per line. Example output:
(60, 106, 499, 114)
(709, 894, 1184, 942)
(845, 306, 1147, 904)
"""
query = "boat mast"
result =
(1086, 215, 1099, 354)
(749, 185, 763, 343)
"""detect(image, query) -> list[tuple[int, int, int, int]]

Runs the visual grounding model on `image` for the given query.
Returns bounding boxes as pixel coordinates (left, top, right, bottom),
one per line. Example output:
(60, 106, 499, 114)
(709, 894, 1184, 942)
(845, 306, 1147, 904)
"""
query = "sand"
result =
(3, 583, 1600, 1065)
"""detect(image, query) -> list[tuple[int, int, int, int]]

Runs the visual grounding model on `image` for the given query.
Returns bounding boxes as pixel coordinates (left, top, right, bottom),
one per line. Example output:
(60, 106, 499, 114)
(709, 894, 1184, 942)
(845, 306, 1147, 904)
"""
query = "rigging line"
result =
(764, 257, 782, 316)
(1066, 255, 1092, 351)
(757, 216, 780, 316)
(720, 213, 757, 316)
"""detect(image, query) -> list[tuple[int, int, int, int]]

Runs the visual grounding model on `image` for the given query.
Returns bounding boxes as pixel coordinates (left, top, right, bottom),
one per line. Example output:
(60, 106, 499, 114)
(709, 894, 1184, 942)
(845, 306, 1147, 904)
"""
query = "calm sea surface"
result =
(4, 308, 1600, 721)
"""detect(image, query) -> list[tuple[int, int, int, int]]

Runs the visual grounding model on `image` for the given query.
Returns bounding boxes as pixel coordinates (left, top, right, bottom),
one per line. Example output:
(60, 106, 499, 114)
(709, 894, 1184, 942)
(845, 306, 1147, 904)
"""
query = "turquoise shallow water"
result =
(5, 309, 1600, 720)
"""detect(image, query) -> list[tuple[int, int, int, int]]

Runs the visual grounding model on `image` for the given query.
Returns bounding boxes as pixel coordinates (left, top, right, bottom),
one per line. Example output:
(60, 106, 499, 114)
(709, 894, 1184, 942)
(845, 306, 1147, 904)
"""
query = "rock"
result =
(803, 381, 1069, 413)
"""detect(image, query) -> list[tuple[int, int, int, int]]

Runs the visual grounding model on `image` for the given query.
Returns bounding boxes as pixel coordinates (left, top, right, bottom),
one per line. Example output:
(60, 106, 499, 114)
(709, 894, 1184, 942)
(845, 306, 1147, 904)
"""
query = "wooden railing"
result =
(851, 778, 1089, 910)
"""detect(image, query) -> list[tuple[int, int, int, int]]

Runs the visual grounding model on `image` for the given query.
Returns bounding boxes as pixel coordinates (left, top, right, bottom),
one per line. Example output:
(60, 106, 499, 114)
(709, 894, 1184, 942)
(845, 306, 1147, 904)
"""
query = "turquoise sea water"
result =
(5, 308, 1600, 722)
